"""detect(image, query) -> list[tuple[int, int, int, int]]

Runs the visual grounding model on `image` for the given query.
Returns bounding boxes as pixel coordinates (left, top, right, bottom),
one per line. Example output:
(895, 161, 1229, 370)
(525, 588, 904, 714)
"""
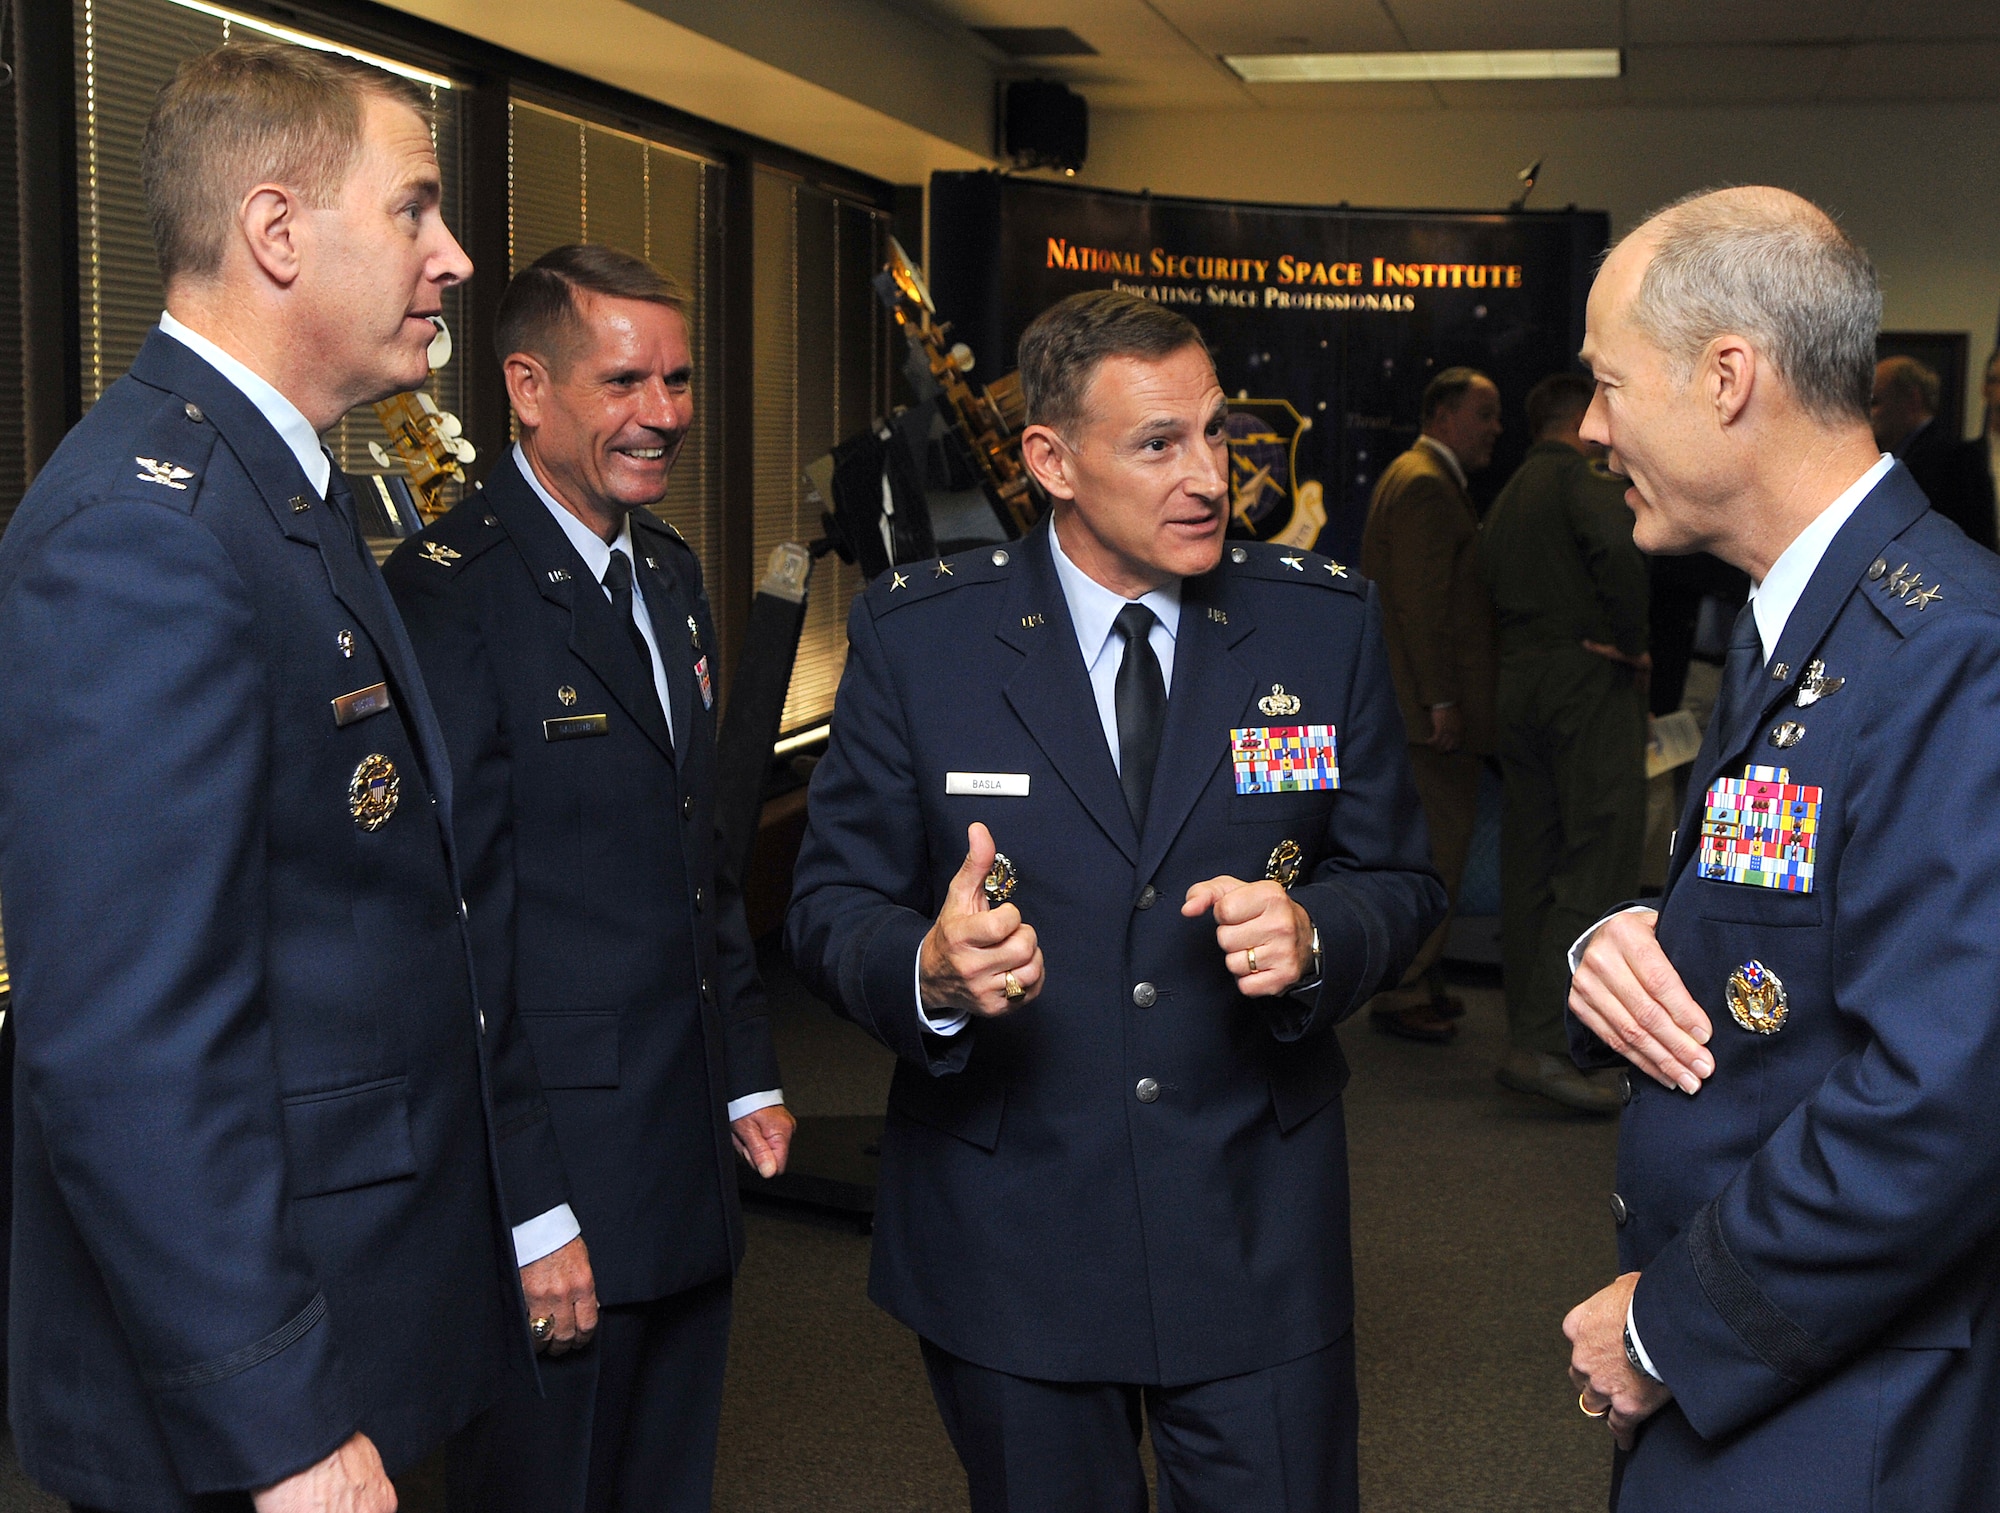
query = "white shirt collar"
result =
(157, 310, 329, 496)
(1749, 453, 1894, 663)
(1416, 433, 1467, 491)
(514, 442, 636, 585)
(1047, 515, 1181, 666)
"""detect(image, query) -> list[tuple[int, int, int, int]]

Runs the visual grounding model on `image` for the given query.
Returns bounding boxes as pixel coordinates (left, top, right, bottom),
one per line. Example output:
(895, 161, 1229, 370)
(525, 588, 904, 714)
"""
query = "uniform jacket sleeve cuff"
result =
(726, 1090, 784, 1122)
(845, 908, 972, 1074)
(1271, 882, 1385, 1041)
(511, 1204, 582, 1267)
(149, 1293, 357, 1496)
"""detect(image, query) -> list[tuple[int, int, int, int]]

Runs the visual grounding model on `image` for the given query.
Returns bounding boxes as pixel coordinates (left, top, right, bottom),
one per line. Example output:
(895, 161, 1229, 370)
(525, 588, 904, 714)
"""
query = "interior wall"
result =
(1086, 100, 2000, 436)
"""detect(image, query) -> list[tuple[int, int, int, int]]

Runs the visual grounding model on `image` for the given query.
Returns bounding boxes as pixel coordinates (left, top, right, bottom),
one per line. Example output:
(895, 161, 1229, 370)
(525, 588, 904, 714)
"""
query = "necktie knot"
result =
(604, 549, 635, 596)
(1115, 602, 1156, 647)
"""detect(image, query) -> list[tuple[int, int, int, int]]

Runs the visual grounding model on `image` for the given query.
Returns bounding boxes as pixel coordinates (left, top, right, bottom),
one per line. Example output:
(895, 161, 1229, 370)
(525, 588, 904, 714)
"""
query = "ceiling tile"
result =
(1428, 77, 1630, 110)
(1820, 40, 2000, 100)
(1626, 0, 1869, 46)
(1623, 44, 1846, 103)
(1851, 0, 2000, 41)
(1384, 0, 1622, 52)
(1151, 0, 1406, 55)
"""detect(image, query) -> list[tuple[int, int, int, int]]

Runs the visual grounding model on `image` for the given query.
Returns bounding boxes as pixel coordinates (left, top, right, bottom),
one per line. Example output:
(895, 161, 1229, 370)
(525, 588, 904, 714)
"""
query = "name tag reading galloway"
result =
(946, 772, 1031, 797)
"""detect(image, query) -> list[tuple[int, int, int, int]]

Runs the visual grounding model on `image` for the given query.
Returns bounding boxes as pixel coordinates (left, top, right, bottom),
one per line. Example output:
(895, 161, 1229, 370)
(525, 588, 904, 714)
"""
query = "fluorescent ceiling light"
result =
(1226, 49, 1622, 84)
(165, 0, 456, 89)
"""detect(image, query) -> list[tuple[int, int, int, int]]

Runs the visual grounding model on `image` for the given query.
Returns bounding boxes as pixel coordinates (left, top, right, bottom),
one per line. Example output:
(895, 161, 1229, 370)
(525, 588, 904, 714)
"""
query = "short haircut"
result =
(1018, 289, 1210, 436)
(1876, 354, 1940, 415)
(1525, 372, 1596, 439)
(142, 42, 429, 283)
(1621, 186, 1880, 423)
(1422, 366, 1492, 424)
(495, 243, 687, 373)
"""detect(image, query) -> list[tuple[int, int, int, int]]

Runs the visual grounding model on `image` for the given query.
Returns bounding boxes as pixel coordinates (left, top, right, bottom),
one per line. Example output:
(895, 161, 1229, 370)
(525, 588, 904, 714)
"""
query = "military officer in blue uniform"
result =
(787, 289, 1444, 1511)
(385, 244, 791, 1513)
(1563, 186, 2000, 1511)
(0, 45, 562, 1512)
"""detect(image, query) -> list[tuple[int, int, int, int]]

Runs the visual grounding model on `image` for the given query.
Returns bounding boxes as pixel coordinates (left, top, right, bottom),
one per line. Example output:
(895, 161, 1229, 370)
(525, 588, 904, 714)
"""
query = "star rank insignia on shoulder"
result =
(1868, 555, 1946, 614)
(1223, 539, 1360, 595)
(871, 543, 1012, 615)
(135, 456, 194, 490)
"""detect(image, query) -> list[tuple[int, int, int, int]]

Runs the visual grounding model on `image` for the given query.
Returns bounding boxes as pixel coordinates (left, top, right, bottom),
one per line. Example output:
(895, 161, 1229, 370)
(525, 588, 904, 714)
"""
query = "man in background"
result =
(386, 243, 792, 1513)
(1359, 367, 1501, 1043)
(1870, 353, 1992, 549)
(1477, 373, 1645, 1115)
(0, 44, 544, 1511)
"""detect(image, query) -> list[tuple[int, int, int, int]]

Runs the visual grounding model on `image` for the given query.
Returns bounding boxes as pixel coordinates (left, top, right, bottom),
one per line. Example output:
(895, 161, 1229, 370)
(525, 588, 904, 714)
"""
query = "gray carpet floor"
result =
(0, 953, 1622, 1511)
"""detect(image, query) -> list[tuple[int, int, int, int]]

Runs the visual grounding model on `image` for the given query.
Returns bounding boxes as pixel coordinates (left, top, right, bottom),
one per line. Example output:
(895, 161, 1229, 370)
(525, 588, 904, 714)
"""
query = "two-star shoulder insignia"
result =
(872, 544, 1012, 615)
(1223, 539, 1361, 596)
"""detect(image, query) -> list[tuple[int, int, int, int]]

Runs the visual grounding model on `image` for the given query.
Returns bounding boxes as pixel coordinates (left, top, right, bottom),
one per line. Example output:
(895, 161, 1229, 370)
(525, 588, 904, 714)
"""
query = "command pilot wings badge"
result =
(135, 456, 194, 490)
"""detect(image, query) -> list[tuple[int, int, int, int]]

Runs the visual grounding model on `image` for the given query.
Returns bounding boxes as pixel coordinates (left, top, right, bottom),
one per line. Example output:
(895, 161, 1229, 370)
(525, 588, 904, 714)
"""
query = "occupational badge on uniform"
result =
(337, 629, 355, 659)
(135, 456, 193, 490)
(1793, 659, 1844, 708)
(983, 853, 1018, 904)
(687, 614, 702, 649)
(694, 655, 713, 710)
(558, 684, 577, 706)
(347, 754, 400, 831)
(1265, 839, 1303, 888)
(1725, 959, 1788, 1035)
(1257, 684, 1302, 717)
(418, 541, 461, 568)
(1231, 725, 1339, 794)
(1697, 764, 1819, 892)
(1769, 721, 1805, 749)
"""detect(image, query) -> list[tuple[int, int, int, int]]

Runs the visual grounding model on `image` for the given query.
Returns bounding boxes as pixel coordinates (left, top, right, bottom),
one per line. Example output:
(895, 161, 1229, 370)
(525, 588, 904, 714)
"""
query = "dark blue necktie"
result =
(1114, 603, 1165, 828)
(1714, 601, 1765, 742)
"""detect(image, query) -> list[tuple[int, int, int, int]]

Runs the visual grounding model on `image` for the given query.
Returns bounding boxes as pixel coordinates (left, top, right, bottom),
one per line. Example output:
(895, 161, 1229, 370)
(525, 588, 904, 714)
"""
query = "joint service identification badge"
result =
(348, 754, 400, 831)
(1726, 959, 1788, 1034)
(1231, 725, 1339, 795)
(1698, 764, 1819, 893)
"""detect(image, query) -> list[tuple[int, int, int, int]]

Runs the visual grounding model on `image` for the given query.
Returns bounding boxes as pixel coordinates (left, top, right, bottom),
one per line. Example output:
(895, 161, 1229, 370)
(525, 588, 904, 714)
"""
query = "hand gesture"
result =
(1569, 909, 1713, 1093)
(1182, 876, 1313, 997)
(918, 823, 1043, 1019)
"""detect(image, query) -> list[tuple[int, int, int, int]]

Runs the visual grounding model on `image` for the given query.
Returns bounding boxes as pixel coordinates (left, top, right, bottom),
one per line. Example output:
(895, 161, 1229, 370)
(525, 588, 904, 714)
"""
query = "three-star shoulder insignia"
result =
(1877, 559, 1945, 612)
(135, 456, 194, 490)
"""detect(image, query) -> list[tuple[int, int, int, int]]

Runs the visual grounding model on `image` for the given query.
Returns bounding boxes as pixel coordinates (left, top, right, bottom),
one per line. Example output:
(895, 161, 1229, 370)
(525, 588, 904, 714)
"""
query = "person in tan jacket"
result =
(1359, 367, 1501, 1042)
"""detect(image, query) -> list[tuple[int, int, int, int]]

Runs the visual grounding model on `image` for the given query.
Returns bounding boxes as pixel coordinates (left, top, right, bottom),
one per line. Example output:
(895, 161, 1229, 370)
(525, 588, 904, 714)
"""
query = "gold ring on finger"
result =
(531, 1315, 554, 1342)
(1578, 1391, 1609, 1419)
(1246, 947, 1257, 973)
(1003, 971, 1024, 1000)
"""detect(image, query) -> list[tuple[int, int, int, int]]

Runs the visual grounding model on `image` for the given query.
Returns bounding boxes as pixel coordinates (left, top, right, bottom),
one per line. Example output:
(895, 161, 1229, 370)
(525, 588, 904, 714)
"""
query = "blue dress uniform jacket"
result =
(382, 451, 779, 1306)
(0, 332, 549, 1510)
(787, 523, 1445, 1386)
(1570, 464, 2000, 1511)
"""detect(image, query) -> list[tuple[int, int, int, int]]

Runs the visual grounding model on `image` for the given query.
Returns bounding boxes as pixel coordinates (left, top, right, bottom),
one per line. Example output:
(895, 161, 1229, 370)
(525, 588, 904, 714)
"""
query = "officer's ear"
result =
(504, 351, 554, 431)
(237, 182, 305, 290)
(1021, 423, 1077, 502)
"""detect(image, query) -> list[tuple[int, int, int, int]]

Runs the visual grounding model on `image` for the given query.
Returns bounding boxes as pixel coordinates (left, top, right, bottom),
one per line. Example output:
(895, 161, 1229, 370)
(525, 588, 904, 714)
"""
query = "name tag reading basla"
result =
(946, 772, 1031, 797)
(331, 682, 393, 728)
(1232, 725, 1339, 794)
(544, 714, 609, 742)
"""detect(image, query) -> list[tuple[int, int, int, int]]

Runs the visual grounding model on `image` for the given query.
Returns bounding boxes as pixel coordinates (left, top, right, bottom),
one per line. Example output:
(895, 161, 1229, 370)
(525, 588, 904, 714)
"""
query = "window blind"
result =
(0, 8, 23, 533)
(73, 0, 465, 483)
(507, 98, 725, 606)
(752, 168, 888, 734)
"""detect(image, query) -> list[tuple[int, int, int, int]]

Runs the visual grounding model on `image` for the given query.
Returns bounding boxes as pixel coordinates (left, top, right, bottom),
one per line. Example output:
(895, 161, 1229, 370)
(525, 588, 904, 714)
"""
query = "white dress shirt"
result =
(1415, 432, 1468, 492)
(158, 311, 330, 496)
(519, 446, 784, 1138)
(1567, 453, 1892, 1378)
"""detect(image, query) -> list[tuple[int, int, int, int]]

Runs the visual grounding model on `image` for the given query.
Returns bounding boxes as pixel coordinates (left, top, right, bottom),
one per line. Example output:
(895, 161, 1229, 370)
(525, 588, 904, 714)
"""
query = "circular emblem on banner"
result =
(1226, 400, 1327, 549)
(1725, 959, 1787, 1035)
(348, 754, 400, 831)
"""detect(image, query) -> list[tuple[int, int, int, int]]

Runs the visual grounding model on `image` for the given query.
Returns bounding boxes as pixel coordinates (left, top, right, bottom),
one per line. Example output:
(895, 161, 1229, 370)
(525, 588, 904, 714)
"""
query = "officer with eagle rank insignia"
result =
(788, 290, 1443, 1512)
(1563, 187, 2000, 1512)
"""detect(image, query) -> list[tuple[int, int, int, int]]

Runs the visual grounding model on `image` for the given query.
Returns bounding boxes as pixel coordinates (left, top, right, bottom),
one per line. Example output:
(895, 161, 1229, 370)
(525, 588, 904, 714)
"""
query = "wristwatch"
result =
(1624, 1318, 1661, 1383)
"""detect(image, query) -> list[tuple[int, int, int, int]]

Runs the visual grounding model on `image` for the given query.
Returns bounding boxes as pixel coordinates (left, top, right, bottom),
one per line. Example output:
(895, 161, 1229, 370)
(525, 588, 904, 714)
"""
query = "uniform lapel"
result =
(484, 458, 675, 761)
(1664, 465, 1932, 893)
(998, 524, 1138, 863)
(1134, 571, 1254, 883)
(128, 331, 458, 814)
(631, 535, 696, 769)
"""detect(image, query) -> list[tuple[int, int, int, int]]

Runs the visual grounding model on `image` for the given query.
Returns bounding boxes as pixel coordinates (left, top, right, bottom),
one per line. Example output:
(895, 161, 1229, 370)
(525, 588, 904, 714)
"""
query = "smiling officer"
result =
(1562, 187, 2000, 1510)
(787, 289, 1443, 1511)
(385, 244, 790, 1513)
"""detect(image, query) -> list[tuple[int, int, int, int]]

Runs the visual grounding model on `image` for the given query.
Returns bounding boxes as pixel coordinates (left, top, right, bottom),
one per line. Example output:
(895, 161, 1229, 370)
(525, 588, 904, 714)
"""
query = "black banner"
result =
(930, 172, 1608, 561)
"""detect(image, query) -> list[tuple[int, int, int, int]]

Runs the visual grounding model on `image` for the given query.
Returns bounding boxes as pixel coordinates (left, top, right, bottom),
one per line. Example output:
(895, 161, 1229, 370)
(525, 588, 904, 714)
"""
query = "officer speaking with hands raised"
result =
(1562, 187, 2000, 1511)
(789, 288, 1442, 1512)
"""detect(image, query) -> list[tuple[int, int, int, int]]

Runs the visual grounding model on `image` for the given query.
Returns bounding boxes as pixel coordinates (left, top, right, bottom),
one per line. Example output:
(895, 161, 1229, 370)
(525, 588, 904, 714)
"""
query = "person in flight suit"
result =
(385, 244, 792, 1513)
(1359, 367, 1501, 1042)
(1563, 186, 2000, 1511)
(786, 289, 1444, 1512)
(0, 44, 567, 1513)
(1477, 372, 1648, 1115)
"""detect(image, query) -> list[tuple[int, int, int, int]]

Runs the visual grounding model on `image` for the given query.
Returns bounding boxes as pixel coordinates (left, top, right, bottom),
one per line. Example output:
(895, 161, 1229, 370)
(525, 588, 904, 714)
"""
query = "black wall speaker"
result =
(1001, 80, 1088, 174)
